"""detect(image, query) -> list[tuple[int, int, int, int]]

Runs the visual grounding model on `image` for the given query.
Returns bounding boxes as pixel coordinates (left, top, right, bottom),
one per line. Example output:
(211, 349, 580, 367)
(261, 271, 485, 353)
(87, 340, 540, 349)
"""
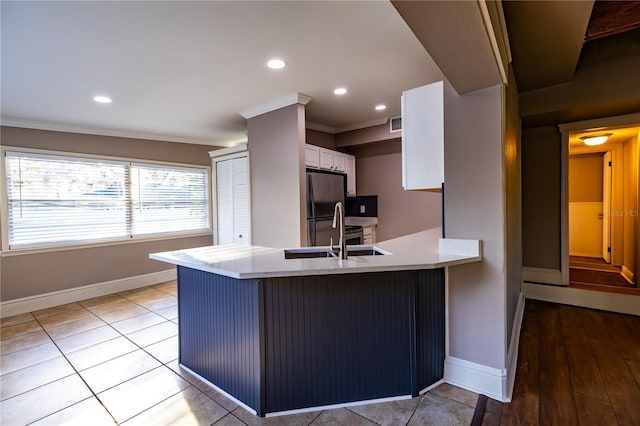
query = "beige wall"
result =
(305, 129, 335, 150)
(0, 126, 214, 301)
(569, 153, 603, 202)
(623, 136, 638, 280)
(248, 104, 306, 248)
(522, 125, 562, 270)
(504, 65, 522, 349)
(335, 122, 399, 148)
(444, 82, 507, 369)
(345, 140, 441, 241)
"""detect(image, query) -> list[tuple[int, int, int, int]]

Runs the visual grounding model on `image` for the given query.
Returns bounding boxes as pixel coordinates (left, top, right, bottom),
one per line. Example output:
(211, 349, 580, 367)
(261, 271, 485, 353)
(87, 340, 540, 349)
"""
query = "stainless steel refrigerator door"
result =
(307, 172, 345, 219)
(307, 218, 340, 246)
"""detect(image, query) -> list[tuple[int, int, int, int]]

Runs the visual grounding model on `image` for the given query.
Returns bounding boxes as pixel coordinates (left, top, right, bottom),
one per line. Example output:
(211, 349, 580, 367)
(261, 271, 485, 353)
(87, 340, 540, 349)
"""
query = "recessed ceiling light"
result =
(93, 95, 112, 104)
(375, 104, 386, 111)
(334, 88, 348, 95)
(267, 59, 286, 69)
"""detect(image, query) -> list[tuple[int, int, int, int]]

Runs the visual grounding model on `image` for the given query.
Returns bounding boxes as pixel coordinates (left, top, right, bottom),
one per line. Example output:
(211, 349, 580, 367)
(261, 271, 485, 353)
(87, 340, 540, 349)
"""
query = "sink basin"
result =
(284, 246, 388, 259)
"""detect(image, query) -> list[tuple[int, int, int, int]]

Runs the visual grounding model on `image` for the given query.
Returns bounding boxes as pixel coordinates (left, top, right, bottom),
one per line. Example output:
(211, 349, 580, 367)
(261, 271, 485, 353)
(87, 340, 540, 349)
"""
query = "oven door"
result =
(345, 229, 363, 245)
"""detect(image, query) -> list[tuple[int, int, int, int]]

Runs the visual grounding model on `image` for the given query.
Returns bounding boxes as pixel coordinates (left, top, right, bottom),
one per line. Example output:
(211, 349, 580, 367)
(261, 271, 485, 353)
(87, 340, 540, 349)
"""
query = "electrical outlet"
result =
(360, 205, 366, 214)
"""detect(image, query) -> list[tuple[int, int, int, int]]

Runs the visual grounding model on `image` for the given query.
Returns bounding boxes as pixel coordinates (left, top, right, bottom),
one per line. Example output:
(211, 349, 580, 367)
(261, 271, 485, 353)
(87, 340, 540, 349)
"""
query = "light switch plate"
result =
(360, 205, 366, 214)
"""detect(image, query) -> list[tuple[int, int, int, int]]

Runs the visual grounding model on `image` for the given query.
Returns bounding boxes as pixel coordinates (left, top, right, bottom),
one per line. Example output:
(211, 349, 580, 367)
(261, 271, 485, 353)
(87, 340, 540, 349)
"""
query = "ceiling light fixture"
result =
(375, 104, 386, 111)
(580, 133, 612, 146)
(334, 88, 348, 95)
(93, 95, 112, 104)
(267, 59, 286, 69)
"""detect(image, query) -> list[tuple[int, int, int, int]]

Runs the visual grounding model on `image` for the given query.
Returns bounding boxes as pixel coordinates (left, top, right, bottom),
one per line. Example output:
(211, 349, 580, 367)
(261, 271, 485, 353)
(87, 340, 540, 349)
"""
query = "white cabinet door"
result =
(305, 145, 320, 168)
(333, 152, 346, 172)
(215, 155, 250, 245)
(401, 81, 444, 191)
(345, 154, 356, 196)
(319, 148, 334, 170)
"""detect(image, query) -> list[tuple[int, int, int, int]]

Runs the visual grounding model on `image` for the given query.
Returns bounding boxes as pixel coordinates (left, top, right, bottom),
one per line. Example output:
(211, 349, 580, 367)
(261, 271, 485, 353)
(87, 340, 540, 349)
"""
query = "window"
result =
(3, 150, 210, 251)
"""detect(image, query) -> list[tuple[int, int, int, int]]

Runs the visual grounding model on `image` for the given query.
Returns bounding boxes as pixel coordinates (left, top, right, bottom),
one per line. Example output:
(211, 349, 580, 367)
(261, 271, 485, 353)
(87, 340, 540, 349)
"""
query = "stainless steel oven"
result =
(344, 225, 363, 245)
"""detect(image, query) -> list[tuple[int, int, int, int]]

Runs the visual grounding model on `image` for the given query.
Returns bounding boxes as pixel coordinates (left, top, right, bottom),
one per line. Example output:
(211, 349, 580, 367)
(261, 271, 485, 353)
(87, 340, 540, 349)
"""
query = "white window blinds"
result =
(4, 151, 209, 250)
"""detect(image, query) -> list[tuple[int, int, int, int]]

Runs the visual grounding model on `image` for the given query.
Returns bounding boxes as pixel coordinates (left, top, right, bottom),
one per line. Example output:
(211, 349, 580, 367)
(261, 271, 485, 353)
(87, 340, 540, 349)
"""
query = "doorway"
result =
(567, 125, 639, 291)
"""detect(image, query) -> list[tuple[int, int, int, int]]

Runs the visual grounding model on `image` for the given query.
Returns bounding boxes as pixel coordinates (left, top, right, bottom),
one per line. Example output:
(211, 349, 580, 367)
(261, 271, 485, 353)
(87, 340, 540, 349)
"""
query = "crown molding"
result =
(305, 121, 337, 134)
(0, 117, 238, 147)
(240, 93, 312, 119)
(335, 117, 389, 133)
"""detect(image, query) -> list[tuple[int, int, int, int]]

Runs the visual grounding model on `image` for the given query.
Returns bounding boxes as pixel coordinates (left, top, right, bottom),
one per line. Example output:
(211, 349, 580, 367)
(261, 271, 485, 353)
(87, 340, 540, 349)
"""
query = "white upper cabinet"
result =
(305, 145, 320, 168)
(401, 81, 444, 191)
(333, 152, 346, 172)
(319, 148, 334, 170)
(345, 154, 356, 196)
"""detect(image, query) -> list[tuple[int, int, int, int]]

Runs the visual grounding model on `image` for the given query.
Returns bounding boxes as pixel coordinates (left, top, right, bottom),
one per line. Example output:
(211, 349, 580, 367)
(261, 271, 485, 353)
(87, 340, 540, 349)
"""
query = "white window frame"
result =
(1, 146, 212, 254)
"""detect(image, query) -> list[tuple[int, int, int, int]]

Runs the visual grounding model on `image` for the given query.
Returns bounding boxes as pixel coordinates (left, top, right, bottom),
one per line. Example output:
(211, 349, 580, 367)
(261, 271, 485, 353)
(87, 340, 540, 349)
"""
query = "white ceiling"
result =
(1, 1, 443, 147)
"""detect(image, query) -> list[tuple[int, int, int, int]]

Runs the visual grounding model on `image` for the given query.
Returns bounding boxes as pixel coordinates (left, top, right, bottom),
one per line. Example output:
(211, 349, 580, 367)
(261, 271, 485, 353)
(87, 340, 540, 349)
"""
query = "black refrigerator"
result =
(306, 170, 346, 246)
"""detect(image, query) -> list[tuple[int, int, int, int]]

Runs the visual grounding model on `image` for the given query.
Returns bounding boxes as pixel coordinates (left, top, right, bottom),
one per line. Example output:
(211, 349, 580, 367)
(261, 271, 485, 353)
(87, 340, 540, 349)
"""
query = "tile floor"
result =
(1, 281, 478, 425)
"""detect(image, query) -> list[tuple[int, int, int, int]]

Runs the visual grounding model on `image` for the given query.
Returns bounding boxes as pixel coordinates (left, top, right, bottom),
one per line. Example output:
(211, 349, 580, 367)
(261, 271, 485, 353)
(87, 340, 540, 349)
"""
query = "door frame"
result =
(558, 112, 640, 285)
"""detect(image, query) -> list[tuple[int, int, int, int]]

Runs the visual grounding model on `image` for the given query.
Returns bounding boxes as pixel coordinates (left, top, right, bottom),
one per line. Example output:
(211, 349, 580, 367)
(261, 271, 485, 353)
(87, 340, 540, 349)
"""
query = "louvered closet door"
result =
(216, 155, 250, 245)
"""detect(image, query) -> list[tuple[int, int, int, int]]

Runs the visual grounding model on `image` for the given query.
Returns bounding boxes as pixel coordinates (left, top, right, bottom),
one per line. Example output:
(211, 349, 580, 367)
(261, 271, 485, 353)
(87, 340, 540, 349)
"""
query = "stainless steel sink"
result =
(284, 246, 388, 259)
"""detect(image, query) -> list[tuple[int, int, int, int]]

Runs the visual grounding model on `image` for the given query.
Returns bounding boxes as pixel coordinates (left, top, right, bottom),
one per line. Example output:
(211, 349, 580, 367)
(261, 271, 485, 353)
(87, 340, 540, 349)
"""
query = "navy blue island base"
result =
(177, 266, 445, 417)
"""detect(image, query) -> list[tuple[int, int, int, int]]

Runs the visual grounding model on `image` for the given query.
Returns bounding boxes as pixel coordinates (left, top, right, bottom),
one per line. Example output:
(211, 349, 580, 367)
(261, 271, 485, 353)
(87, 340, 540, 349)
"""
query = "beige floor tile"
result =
(32, 303, 87, 320)
(1, 356, 75, 401)
(430, 382, 479, 408)
(96, 304, 150, 323)
(87, 298, 145, 316)
(79, 293, 127, 309)
(407, 393, 474, 426)
(346, 397, 422, 426)
(79, 349, 162, 393)
(126, 292, 177, 311)
(31, 397, 116, 426)
(45, 316, 106, 340)
(234, 406, 322, 425)
(126, 321, 178, 347)
(54, 325, 121, 354)
(110, 312, 167, 335)
(154, 303, 178, 320)
(0, 375, 92, 426)
(66, 336, 138, 371)
(1, 319, 43, 340)
(0, 312, 35, 328)
(1, 341, 62, 375)
(118, 286, 160, 299)
(166, 360, 240, 412)
(310, 408, 376, 425)
(37, 308, 95, 329)
(0, 330, 51, 355)
(123, 386, 228, 426)
(145, 335, 179, 364)
(98, 366, 190, 423)
(153, 281, 177, 296)
(214, 413, 248, 425)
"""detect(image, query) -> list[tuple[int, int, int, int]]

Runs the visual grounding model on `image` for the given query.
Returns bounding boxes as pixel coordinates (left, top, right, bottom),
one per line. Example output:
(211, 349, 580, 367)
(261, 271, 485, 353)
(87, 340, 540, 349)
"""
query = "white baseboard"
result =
(504, 293, 525, 402)
(444, 356, 507, 402)
(523, 282, 640, 316)
(621, 265, 635, 284)
(522, 267, 562, 285)
(0, 269, 177, 318)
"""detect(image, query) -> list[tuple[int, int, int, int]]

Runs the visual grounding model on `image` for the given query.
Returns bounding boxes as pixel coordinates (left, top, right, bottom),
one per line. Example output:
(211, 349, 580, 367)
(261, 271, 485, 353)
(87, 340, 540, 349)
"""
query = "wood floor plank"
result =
(602, 312, 640, 362)
(500, 304, 539, 426)
(482, 398, 503, 426)
(591, 341, 640, 425)
(539, 355, 579, 425)
(572, 392, 619, 426)
(537, 302, 566, 362)
(626, 359, 640, 389)
(577, 307, 612, 343)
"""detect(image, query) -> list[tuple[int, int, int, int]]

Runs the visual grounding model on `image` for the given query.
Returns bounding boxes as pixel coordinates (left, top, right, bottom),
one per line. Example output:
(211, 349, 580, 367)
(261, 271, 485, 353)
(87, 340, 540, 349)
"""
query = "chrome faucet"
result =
(332, 201, 347, 259)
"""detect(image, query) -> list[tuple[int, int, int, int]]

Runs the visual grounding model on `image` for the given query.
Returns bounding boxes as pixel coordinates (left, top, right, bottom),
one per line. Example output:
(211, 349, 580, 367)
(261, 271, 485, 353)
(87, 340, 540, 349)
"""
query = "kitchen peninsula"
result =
(150, 228, 481, 417)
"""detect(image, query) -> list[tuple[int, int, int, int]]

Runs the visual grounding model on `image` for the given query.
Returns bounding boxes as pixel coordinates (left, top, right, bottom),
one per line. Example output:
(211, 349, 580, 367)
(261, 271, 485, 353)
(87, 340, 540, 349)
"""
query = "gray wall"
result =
(0, 126, 214, 301)
(522, 126, 562, 270)
(347, 140, 441, 241)
(248, 104, 306, 248)
(504, 66, 522, 349)
(444, 82, 506, 369)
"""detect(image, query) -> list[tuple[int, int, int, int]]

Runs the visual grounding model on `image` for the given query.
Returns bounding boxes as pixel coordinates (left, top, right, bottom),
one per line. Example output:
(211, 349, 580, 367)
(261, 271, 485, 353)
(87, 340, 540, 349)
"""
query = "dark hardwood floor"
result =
(479, 300, 640, 425)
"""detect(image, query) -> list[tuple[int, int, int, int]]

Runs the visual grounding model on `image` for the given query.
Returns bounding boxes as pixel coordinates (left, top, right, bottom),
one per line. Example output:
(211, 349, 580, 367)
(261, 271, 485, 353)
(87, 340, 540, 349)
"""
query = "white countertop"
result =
(149, 228, 482, 279)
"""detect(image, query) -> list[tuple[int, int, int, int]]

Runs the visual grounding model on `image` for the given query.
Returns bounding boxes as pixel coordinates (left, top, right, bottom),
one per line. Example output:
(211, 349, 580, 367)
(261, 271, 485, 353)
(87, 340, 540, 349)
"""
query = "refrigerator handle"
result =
(307, 174, 315, 218)
(309, 220, 315, 246)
